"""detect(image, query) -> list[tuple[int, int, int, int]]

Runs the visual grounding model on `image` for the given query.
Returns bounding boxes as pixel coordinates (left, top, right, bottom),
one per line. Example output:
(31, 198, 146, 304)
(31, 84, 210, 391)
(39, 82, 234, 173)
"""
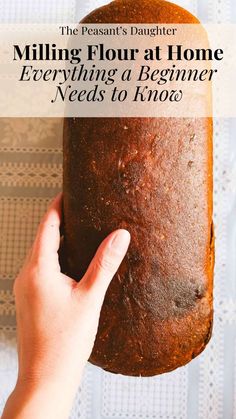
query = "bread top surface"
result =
(81, 0, 199, 24)
(63, 116, 214, 376)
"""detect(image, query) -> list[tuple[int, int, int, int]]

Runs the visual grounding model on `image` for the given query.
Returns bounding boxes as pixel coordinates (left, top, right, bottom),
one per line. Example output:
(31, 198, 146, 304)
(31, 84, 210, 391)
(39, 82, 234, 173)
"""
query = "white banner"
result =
(0, 23, 235, 117)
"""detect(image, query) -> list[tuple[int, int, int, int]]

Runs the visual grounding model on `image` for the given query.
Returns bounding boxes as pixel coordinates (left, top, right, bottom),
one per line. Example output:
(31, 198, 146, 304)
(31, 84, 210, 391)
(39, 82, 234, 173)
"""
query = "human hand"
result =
(2, 193, 130, 419)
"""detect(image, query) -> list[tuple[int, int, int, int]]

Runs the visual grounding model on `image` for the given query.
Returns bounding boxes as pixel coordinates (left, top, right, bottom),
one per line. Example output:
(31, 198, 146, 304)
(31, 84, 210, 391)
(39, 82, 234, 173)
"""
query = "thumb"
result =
(78, 229, 130, 305)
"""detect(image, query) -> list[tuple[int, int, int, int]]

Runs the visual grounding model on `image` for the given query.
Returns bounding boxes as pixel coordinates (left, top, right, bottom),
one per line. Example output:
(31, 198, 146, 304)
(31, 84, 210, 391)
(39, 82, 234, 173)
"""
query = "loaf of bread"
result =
(63, 0, 214, 377)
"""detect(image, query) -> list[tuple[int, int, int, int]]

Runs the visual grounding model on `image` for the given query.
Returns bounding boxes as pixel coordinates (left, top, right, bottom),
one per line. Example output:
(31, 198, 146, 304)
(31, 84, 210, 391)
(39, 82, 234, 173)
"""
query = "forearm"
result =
(1, 374, 83, 419)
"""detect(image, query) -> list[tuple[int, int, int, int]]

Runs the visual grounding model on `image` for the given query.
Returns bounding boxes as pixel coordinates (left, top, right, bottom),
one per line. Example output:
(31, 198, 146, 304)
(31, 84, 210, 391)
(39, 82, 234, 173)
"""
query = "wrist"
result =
(2, 369, 84, 419)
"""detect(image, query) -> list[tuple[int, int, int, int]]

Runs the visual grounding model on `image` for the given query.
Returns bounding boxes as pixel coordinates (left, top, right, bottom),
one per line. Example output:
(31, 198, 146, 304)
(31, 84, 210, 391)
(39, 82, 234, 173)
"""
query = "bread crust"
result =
(63, 0, 214, 376)
(80, 0, 199, 24)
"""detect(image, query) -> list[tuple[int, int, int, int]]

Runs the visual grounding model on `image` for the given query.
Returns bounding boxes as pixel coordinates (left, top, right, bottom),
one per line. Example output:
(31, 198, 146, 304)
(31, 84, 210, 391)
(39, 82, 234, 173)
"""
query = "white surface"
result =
(0, 1, 236, 419)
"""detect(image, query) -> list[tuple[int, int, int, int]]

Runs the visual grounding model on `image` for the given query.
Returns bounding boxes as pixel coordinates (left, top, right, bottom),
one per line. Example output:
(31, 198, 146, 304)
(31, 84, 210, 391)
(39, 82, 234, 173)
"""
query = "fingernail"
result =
(110, 229, 130, 251)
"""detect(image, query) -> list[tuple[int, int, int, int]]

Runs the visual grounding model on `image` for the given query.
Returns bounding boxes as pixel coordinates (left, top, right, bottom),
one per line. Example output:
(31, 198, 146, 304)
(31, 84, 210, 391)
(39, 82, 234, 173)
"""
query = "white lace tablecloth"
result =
(0, 1, 236, 418)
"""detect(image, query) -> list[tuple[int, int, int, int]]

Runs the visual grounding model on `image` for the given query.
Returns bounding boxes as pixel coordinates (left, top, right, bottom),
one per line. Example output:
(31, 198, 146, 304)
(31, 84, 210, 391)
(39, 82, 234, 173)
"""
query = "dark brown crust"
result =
(63, 0, 214, 377)
(80, 0, 200, 24)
